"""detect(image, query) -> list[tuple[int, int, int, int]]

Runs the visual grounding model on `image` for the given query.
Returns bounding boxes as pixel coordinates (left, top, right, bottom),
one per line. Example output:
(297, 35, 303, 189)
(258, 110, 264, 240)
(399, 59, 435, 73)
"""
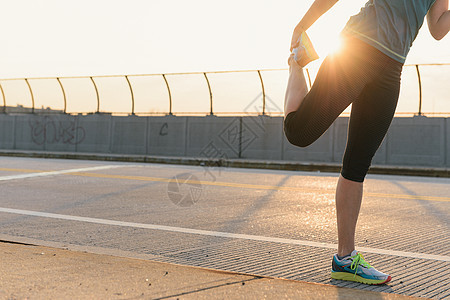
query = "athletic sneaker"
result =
(331, 250, 392, 285)
(292, 32, 319, 67)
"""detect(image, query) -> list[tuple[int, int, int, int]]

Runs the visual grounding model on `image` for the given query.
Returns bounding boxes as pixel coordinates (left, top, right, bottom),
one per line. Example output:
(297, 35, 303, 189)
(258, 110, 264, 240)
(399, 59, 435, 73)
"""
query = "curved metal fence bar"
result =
(415, 65, 423, 116)
(90, 77, 100, 113)
(125, 75, 135, 115)
(56, 77, 67, 114)
(203, 73, 213, 115)
(257, 70, 266, 115)
(162, 74, 173, 115)
(24, 79, 35, 114)
(0, 83, 6, 113)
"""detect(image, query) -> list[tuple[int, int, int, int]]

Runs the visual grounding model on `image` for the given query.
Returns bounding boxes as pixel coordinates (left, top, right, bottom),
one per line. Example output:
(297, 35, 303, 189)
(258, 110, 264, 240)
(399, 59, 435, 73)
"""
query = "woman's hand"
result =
(289, 0, 339, 51)
(290, 25, 304, 52)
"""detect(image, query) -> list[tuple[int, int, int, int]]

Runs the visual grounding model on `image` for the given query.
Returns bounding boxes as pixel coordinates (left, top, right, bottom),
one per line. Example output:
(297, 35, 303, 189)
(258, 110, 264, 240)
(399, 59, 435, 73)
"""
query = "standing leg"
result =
(336, 61, 402, 256)
(336, 175, 363, 257)
(330, 60, 401, 285)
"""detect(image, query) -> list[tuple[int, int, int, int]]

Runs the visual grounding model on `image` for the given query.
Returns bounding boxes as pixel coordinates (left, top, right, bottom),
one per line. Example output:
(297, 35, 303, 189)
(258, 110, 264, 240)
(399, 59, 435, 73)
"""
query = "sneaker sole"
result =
(297, 32, 319, 67)
(331, 271, 392, 285)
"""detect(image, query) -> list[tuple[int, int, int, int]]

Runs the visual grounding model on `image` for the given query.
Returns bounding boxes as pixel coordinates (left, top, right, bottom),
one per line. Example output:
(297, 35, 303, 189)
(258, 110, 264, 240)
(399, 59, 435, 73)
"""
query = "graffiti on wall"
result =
(29, 116, 86, 145)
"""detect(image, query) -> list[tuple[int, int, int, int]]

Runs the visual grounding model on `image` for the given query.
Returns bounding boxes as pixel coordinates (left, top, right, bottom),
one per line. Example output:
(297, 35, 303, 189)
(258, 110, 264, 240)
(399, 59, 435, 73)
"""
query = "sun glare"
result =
(329, 36, 344, 55)
(313, 34, 344, 58)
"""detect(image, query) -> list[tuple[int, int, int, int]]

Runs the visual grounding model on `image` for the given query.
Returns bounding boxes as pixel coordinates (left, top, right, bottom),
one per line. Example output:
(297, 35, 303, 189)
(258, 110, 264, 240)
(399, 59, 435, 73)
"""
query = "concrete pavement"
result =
(0, 241, 417, 299)
(0, 156, 448, 299)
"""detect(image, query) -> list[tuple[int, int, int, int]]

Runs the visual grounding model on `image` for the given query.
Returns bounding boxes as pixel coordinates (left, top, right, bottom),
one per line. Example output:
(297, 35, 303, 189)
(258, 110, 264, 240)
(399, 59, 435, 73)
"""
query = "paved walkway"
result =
(0, 242, 415, 299)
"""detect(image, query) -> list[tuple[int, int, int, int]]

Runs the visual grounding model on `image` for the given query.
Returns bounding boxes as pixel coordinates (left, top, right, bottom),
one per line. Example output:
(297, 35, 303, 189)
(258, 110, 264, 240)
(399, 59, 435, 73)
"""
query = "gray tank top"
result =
(343, 0, 437, 63)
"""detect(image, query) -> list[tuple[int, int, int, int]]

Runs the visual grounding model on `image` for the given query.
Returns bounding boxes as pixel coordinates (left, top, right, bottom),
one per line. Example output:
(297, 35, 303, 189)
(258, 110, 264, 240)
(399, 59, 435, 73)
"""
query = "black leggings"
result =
(284, 36, 403, 182)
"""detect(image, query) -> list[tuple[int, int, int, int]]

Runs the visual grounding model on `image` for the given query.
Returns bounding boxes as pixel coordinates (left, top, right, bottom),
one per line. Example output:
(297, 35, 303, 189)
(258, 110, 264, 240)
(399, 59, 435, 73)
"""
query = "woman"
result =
(284, 0, 449, 285)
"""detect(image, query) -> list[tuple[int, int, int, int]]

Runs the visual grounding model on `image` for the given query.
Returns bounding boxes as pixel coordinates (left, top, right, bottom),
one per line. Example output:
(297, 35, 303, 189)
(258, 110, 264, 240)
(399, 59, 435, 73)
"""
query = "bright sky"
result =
(1, 0, 449, 78)
(0, 0, 448, 115)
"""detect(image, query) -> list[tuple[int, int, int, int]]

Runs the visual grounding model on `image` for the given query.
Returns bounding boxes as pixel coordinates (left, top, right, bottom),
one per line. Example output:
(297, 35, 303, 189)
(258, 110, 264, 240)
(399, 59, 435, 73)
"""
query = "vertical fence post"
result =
(24, 79, 35, 114)
(125, 75, 135, 115)
(305, 68, 312, 89)
(90, 77, 100, 113)
(0, 83, 6, 113)
(203, 73, 213, 116)
(162, 74, 173, 115)
(56, 78, 67, 114)
(257, 70, 266, 115)
(415, 65, 423, 116)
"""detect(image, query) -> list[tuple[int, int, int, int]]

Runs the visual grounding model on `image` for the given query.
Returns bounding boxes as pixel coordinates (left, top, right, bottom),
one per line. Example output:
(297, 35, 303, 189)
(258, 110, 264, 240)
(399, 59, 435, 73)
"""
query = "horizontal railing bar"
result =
(35, 111, 450, 116)
(403, 63, 450, 67)
(8, 111, 450, 118)
(0, 69, 288, 81)
(1, 63, 447, 82)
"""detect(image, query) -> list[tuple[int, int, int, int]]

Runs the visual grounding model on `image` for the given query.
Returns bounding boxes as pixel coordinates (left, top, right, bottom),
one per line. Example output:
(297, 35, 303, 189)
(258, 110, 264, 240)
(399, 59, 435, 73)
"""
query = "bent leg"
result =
(284, 55, 309, 116)
(284, 38, 383, 148)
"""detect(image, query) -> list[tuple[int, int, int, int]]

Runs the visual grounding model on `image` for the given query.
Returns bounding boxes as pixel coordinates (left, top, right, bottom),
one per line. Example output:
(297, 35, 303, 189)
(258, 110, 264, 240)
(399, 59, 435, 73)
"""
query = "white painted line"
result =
(1, 207, 449, 263)
(0, 165, 124, 181)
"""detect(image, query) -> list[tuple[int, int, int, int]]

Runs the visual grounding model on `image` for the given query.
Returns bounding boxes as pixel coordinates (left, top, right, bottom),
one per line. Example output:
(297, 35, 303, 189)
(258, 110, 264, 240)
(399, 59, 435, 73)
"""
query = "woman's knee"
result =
(285, 132, 314, 148)
(283, 118, 315, 148)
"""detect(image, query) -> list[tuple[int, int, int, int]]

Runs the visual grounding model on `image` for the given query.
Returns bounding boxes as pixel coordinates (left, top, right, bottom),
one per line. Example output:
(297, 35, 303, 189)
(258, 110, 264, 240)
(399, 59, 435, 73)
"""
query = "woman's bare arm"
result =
(291, 0, 339, 51)
(427, 0, 450, 40)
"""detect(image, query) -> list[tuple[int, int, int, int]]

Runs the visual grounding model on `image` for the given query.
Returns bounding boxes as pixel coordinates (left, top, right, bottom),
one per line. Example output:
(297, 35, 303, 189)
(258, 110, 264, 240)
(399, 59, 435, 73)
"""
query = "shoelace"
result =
(350, 253, 372, 277)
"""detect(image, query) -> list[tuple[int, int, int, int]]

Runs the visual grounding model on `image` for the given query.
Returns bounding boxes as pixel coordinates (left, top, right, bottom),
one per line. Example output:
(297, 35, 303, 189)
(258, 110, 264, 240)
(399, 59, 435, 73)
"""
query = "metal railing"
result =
(0, 63, 448, 116)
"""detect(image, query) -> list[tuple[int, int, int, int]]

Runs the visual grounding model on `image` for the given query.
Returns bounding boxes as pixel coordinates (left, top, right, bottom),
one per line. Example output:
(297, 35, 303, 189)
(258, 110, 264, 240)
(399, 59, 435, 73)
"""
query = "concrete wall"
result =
(0, 115, 15, 150)
(386, 117, 446, 167)
(1, 114, 448, 168)
(148, 116, 187, 157)
(242, 116, 283, 160)
(186, 116, 239, 159)
(111, 116, 148, 155)
(76, 114, 112, 153)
